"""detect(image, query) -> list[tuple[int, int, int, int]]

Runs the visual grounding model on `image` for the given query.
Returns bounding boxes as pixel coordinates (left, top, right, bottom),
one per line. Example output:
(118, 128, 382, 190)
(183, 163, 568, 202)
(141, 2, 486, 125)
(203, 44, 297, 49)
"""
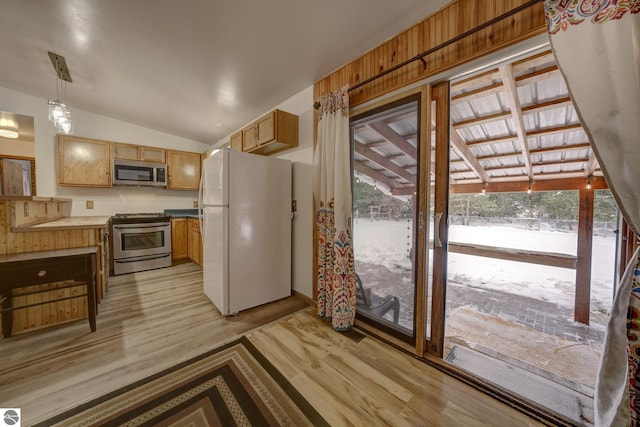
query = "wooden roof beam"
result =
(512, 50, 555, 73)
(522, 96, 573, 114)
(584, 152, 599, 176)
(527, 123, 583, 138)
(450, 129, 490, 183)
(516, 65, 561, 87)
(465, 123, 583, 148)
(366, 120, 417, 159)
(451, 81, 503, 104)
(452, 66, 560, 105)
(354, 142, 416, 184)
(466, 134, 518, 147)
(390, 186, 417, 196)
(498, 63, 533, 180)
(451, 172, 605, 185)
(484, 158, 588, 173)
(451, 51, 554, 95)
(454, 144, 591, 166)
(530, 142, 591, 155)
(453, 97, 573, 130)
(452, 68, 500, 92)
(450, 176, 608, 194)
(454, 110, 510, 129)
(533, 158, 590, 169)
(354, 161, 404, 191)
(533, 169, 602, 180)
(484, 163, 526, 172)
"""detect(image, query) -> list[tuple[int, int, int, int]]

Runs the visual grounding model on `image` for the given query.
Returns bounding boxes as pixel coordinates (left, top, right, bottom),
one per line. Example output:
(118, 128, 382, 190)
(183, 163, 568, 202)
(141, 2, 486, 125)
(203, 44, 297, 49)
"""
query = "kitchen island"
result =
(0, 197, 110, 337)
(0, 247, 99, 337)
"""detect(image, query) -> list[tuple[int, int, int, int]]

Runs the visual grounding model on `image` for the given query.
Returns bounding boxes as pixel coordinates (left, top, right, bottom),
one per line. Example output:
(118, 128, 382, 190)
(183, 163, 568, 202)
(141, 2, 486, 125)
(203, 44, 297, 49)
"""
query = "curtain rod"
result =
(313, 0, 544, 110)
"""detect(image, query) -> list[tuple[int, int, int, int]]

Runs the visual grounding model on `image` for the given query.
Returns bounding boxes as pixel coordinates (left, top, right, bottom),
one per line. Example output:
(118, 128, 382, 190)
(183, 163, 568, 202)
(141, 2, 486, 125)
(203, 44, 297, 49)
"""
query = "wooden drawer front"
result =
(0, 257, 88, 289)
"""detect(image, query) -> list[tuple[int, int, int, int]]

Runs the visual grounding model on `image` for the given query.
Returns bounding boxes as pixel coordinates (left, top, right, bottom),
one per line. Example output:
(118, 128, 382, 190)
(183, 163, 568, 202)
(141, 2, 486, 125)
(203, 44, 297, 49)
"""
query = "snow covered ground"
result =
(353, 218, 616, 323)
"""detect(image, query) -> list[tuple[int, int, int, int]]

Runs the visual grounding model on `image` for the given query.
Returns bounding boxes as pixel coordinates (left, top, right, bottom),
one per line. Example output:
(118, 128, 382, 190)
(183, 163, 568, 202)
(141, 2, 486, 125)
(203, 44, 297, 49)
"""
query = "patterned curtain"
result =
(313, 86, 356, 331)
(544, 1, 640, 425)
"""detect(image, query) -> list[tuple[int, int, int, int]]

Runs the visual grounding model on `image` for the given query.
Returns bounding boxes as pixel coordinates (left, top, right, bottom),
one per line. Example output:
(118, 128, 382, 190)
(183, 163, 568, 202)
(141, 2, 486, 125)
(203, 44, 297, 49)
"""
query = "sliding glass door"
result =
(350, 93, 420, 342)
(350, 87, 433, 349)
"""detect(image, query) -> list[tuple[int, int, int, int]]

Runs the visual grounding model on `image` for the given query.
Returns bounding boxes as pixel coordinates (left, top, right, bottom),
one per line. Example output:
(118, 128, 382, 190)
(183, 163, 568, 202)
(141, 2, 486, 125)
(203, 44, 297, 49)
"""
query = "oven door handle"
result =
(114, 253, 171, 263)
(113, 223, 169, 230)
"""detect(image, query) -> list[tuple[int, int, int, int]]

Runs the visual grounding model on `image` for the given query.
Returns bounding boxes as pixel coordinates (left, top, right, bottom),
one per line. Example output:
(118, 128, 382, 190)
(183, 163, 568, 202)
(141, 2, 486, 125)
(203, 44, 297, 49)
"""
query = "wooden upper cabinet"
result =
(114, 143, 165, 163)
(240, 109, 298, 155)
(242, 124, 258, 152)
(139, 146, 165, 163)
(57, 135, 112, 187)
(113, 143, 138, 160)
(166, 150, 201, 190)
(230, 131, 243, 152)
(255, 112, 276, 145)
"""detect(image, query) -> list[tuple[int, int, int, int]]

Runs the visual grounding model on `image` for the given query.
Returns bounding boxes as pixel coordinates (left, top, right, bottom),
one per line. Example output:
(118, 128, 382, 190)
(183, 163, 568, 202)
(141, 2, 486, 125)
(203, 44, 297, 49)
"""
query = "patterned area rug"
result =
(33, 337, 328, 426)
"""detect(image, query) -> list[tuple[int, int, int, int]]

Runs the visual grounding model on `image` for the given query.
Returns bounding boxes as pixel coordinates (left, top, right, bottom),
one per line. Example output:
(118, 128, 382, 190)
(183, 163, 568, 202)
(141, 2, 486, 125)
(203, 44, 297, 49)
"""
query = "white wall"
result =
(274, 86, 314, 299)
(0, 86, 210, 216)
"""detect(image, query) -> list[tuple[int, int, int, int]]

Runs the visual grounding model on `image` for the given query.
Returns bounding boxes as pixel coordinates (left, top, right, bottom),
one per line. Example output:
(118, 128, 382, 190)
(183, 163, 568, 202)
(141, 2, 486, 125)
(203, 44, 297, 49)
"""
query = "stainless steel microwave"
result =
(113, 159, 167, 187)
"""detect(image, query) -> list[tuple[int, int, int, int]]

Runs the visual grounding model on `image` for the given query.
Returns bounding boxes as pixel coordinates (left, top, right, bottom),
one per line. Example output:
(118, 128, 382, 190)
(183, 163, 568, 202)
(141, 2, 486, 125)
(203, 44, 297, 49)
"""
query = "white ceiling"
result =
(0, 0, 448, 144)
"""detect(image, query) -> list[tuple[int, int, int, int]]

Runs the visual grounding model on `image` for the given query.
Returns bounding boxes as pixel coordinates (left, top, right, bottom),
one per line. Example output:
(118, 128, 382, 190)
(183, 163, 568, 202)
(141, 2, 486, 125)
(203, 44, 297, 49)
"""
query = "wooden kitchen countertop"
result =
(12, 216, 111, 232)
(0, 196, 73, 202)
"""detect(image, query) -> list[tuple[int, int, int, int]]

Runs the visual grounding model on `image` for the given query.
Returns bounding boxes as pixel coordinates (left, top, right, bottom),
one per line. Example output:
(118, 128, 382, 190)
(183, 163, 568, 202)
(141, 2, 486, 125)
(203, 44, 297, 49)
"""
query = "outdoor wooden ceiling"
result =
(352, 49, 602, 196)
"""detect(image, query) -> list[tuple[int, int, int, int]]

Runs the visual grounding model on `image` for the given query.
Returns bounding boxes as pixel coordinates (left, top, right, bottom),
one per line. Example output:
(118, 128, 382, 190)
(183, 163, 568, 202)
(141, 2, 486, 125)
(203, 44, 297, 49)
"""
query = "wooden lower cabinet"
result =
(171, 217, 202, 267)
(188, 218, 202, 267)
(171, 218, 189, 261)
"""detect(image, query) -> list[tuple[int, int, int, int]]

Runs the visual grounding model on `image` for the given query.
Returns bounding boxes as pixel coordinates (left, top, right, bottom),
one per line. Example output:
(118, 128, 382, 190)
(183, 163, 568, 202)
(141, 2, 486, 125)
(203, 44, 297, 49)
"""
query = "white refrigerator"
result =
(199, 148, 292, 315)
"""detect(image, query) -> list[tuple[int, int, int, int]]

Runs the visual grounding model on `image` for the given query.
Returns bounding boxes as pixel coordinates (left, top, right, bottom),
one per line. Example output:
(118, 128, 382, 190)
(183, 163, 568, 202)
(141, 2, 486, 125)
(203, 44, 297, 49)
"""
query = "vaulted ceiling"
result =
(0, 0, 449, 144)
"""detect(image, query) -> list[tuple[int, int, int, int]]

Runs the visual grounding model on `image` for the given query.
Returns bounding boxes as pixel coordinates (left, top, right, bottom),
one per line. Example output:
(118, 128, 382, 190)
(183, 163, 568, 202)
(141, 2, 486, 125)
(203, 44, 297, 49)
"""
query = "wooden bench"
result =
(0, 247, 98, 337)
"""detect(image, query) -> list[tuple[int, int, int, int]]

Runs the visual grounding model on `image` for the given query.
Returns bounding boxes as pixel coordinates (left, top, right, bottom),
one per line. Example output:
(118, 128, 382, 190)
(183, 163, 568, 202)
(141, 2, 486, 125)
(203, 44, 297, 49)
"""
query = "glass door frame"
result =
(349, 84, 431, 355)
(424, 81, 450, 358)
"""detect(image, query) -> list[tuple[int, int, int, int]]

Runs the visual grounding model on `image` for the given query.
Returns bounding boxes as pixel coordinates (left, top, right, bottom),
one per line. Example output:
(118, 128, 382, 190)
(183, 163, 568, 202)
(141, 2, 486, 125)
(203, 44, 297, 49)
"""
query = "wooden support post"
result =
(575, 187, 594, 324)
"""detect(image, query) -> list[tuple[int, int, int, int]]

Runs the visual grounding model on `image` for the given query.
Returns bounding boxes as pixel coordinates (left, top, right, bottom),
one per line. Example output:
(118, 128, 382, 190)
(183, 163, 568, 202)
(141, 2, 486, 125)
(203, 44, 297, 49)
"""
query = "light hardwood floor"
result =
(1, 263, 543, 426)
(0, 263, 308, 425)
(248, 310, 544, 427)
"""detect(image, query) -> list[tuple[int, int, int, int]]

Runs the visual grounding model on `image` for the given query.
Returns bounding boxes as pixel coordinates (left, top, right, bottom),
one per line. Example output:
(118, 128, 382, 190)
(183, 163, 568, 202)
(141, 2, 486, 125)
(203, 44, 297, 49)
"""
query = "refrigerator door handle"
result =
(199, 208, 205, 241)
(198, 163, 205, 239)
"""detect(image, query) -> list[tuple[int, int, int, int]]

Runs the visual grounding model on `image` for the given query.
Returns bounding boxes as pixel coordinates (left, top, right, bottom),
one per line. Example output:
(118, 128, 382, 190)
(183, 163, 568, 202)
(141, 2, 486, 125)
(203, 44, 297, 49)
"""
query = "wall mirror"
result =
(0, 111, 36, 196)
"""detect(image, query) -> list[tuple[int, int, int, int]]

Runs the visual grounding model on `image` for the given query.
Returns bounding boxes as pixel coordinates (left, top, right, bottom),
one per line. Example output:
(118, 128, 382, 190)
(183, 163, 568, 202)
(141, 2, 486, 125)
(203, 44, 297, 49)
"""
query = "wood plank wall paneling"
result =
(0, 201, 102, 336)
(11, 200, 66, 227)
(313, 0, 546, 108)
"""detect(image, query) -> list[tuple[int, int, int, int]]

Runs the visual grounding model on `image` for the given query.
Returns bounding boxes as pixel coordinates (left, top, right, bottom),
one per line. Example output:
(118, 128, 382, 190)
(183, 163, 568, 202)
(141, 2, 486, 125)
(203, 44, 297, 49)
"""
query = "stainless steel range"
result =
(112, 213, 172, 275)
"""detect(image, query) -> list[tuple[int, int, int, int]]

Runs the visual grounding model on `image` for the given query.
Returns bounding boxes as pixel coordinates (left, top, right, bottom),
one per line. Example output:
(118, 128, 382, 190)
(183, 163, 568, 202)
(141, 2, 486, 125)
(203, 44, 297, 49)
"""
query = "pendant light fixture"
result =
(47, 51, 74, 134)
